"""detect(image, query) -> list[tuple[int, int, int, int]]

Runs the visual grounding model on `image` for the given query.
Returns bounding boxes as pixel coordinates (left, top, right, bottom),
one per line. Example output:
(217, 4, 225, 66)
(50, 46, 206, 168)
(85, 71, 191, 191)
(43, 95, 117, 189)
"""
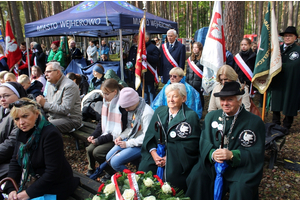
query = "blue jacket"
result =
(159, 40, 186, 84)
(151, 77, 202, 118)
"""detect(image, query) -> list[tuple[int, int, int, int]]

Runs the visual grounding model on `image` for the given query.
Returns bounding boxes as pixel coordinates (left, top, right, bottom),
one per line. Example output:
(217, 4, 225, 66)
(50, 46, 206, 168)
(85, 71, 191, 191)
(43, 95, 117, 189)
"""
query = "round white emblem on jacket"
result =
(175, 122, 192, 138)
(289, 51, 299, 60)
(239, 130, 256, 147)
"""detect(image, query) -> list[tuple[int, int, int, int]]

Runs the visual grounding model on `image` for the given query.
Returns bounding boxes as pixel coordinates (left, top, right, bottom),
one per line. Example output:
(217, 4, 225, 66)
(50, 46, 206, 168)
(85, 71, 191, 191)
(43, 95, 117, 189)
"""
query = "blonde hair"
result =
(169, 67, 184, 77)
(10, 97, 41, 119)
(18, 74, 30, 84)
(0, 71, 8, 79)
(216, 65, 238, 83)
(4, 72, 17, 82)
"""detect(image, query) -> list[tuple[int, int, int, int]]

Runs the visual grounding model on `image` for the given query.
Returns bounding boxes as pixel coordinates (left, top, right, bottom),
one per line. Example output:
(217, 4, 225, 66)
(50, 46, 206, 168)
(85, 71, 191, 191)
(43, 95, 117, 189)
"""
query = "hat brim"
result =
(279, 32, 298, 38)
(214, 90, 245, 97)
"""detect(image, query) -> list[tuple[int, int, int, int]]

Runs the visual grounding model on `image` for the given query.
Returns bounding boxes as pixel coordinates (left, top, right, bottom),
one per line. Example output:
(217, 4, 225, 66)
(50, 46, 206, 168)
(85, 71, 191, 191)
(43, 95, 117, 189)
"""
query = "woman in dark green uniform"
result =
(139, 83, 201, 192)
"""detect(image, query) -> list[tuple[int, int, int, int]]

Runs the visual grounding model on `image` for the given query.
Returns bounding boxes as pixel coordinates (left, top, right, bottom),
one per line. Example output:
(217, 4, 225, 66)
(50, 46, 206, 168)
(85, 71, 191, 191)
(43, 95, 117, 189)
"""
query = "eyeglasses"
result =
(0, 94, 14, 100)
(169, 75, 178, 79)
(9, 100, 36, 110)
(45, 69, 57, 74)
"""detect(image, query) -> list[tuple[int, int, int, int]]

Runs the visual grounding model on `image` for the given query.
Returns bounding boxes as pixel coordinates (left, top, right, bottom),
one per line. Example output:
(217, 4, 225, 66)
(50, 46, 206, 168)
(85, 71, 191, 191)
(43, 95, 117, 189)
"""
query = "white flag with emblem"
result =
(200, 1, 226, 93)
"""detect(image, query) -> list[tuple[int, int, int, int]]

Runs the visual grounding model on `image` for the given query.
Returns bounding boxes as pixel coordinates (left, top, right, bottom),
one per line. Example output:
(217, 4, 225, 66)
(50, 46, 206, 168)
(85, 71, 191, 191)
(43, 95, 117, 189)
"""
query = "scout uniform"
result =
(139, 103, 201, 192)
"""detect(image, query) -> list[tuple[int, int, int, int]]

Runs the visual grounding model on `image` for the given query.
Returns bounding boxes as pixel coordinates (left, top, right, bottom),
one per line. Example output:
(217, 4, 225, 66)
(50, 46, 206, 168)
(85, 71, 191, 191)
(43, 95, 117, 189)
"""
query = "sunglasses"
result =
(169, 75, 178, 79)
(9, 100, 37, 110)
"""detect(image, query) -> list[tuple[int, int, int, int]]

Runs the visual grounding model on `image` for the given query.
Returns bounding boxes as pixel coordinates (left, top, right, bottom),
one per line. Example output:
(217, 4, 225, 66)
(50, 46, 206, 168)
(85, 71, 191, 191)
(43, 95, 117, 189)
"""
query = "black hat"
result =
(214, 81, 245, 97)
(279, 26, 298, 38)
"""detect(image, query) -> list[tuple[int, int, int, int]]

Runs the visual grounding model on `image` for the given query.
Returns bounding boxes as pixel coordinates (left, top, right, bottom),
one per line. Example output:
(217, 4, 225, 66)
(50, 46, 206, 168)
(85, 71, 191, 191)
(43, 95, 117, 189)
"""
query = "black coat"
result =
(31, 44, 46, 73)
(26, 80, 43, 98)
(144, 41, 160, 83)
(233, 49, 256, 86)
(185, 57, 203, 93)
(128, 45, 138, 68)
(0, 57, 9, 71)
(5, 122, 79, 200)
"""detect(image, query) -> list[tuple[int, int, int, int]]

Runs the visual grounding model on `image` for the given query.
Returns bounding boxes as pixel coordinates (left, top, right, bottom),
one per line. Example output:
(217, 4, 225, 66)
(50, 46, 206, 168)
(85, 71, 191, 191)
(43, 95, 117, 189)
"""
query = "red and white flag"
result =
(135, 15, 147, 90)
(5, 21, 22, 69)
(200, 1, 226, 93)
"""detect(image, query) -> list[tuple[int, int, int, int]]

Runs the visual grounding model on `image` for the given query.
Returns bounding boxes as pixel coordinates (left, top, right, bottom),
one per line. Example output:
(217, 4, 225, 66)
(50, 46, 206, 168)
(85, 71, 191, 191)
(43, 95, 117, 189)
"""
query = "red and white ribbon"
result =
(234, 53, 253, 81)
(187, 57, 203, 78)
(146, 61, 159, 83)
(162, 43, 179, 68)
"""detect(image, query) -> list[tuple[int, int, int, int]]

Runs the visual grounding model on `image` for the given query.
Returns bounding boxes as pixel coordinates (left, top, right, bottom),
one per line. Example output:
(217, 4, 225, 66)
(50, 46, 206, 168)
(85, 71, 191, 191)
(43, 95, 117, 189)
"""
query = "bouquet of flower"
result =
(85, 169, 190, 200)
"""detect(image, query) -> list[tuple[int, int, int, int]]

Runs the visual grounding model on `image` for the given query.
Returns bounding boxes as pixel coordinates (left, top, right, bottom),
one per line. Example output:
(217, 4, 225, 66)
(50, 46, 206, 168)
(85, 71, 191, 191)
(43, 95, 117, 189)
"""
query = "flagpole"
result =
(262, 92, 266, 121)
(142, 1, 147, 99)
(25, 38, 31, 76)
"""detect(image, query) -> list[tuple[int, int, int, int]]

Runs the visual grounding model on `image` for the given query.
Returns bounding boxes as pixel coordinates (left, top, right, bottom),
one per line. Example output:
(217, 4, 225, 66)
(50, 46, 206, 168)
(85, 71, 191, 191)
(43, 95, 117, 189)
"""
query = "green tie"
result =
(169, 114, 173, 124)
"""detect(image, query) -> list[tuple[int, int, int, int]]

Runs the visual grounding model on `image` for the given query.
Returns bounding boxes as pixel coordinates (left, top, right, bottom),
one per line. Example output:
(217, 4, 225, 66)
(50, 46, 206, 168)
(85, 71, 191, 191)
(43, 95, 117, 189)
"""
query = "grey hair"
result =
(145, 32, 150, 39)
(165, 83, 187, 97)
(30, 41, 37, 46)
(167, 29, 177, 37)
(46, 61, 63, 73)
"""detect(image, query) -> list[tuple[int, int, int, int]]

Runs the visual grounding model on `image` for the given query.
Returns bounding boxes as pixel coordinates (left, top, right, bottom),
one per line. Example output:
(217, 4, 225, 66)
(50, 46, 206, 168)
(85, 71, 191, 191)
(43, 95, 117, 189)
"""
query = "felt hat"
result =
(0, 82, 27, 98)
(214, 81, 245, 97)
(279, 26, 298, 38)
(119, 87, 139, 108)
(51, 40, 60, 47)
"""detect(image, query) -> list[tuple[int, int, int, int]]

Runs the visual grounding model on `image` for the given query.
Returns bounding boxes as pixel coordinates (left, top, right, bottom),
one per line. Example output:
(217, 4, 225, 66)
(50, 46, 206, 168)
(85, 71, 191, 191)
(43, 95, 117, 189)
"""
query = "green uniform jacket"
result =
(47, 48, 65, 67)
(270, 43, 300, 116)
(139, 104, 201, 192)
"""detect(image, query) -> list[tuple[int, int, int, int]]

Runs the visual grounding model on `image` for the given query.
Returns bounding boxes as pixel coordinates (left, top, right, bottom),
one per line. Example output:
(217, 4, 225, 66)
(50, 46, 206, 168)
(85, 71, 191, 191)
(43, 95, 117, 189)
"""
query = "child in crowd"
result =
(0, 71, 8, 84)
(18, 74, 43, 98)
(4, 73, 17, 82)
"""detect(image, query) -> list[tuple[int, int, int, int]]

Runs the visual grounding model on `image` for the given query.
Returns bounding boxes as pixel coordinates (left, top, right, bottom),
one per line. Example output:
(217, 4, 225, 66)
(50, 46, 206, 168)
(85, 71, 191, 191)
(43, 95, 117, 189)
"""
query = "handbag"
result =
(250, 99, 262, 118)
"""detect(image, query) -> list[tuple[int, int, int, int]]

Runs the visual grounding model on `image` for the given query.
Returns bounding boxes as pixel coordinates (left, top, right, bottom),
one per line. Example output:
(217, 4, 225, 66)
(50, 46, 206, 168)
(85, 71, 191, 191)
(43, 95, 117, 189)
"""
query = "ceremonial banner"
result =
(5, 21, 22, 69)
(135, 14, 147, 90)
(200, 1, 226, 93)
(252, 2, 281, 94)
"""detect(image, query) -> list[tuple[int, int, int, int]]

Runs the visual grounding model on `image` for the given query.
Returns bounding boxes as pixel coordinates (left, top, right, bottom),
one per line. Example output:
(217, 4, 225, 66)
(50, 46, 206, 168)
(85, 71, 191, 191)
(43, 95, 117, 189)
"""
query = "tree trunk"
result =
(186, 2, 189, 38)
(0, 6, 5, 33)
(251, 1, 254, 33)
(196, 2, 199, 30)
(153, 1, 157, 16)
(288, 1, 293, 26)
(7, 2, 15, 34)
(22, 2, 30, 23)
(224, 1, 245, 55)
(28, 1, 36, 22)
(278, 2, 282, 32)
(294, 1, 299, 27)
(283, 1, 288, 30)
(10, 1, 24, 44)
(168, 2, 171, 20)
(190, 1, 193, 37)
(172, 2, 175, 21)
(257, 1, 263, 44)
(177, 2, 179, 32)
(160, 2, 163, 18)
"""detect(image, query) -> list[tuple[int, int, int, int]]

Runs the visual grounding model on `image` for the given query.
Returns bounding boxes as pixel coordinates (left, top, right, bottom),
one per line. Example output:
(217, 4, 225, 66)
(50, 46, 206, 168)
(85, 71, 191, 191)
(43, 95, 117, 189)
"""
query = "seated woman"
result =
(30, 65, 46, 92)
(5, 98, 79, 200)
(86, 79, 127, 176)
(151, 67, 202, 119)
(105, 87, 154, 175)
(88, 64, 105, 92)
(139, 83, 201, 192)
(208, 65, 250, 112)
(0, 82, 27, 185)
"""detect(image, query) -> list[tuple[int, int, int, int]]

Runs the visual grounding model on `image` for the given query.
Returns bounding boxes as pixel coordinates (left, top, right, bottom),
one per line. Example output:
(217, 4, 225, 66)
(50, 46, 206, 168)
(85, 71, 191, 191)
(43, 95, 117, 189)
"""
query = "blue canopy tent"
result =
(24, 1, 178, 80)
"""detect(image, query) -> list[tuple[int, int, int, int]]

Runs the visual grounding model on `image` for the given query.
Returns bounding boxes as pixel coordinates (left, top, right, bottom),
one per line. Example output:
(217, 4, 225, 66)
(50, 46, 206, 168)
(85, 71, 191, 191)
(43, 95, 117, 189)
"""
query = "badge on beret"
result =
(170, 131, 176, 138)
(212, 121, 218, 128)
(175, 122, 192, 138)
(289, 51, 299, 60)
(239, 130, 256, 147)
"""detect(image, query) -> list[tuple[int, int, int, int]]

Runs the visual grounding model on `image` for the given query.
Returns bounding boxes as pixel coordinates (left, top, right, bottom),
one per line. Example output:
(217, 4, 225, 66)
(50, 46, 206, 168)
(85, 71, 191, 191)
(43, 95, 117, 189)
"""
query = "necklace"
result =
(222, 106, 242, 149)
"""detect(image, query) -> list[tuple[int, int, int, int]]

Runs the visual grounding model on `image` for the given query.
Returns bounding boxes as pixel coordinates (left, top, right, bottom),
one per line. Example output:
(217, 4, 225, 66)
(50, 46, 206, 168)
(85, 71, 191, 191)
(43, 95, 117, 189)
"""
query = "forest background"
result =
(0, 1, 299, 56)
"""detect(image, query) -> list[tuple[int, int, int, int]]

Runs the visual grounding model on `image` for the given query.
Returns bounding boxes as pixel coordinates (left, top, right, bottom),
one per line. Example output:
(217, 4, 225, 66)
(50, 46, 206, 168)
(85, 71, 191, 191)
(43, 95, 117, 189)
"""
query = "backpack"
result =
(265, 123, 287, 150)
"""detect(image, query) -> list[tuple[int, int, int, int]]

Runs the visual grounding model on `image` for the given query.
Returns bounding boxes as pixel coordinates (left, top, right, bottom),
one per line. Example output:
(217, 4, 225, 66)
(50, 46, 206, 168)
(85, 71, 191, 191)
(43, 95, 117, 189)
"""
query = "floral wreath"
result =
(85, 169, 190, 200)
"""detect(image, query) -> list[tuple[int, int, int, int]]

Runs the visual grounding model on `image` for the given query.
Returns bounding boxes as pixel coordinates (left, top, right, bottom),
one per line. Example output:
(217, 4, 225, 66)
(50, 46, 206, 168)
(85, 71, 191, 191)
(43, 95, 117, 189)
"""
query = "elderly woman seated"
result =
(4, 98, 79, 200)
(208, 64, 250, 112)
(151, 67, 202, 118)
(139, 83, 201, 192)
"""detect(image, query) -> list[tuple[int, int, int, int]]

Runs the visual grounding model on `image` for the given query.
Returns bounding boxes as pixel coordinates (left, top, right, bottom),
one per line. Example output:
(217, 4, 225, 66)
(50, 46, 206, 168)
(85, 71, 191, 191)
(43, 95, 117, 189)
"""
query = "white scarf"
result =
(101, 93, 123, 139)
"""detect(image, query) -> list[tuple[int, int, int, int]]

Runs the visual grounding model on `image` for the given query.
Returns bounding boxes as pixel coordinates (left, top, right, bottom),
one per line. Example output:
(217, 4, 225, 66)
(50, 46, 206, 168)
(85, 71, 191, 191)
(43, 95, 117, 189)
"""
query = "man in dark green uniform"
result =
(271, 26, 300, 131)
(186, 81, 265, 200)
(139, 83, 201, 192)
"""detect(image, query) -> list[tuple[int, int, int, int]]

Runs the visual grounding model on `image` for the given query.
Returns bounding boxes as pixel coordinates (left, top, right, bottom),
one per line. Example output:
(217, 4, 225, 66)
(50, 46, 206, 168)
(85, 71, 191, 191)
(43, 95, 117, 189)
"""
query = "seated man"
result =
(36, 61, 82, 133)
(186, 81, 265, 200)
(18, 74, 43, 98)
